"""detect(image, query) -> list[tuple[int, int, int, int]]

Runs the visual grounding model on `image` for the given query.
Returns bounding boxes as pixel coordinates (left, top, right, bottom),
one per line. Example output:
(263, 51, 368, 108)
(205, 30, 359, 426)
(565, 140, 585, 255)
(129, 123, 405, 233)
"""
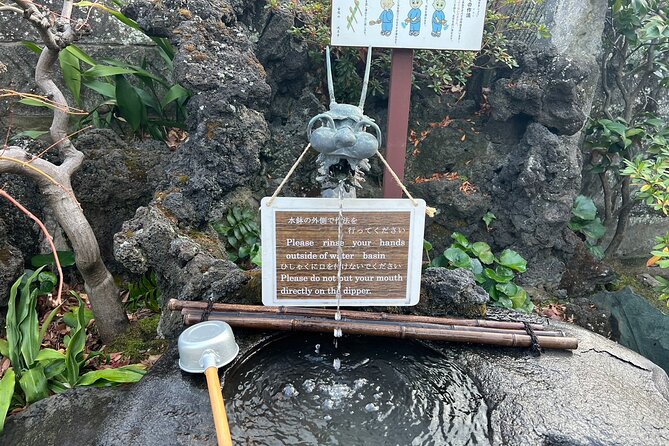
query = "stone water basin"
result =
(3, 321, 669, 445)
(225, 334, 489, 445)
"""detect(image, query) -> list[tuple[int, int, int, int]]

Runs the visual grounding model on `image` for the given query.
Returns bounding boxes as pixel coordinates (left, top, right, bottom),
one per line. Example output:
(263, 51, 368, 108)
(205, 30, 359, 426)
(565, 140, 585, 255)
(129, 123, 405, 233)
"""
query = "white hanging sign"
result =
(261, 197, 426, 307)
(331, 0, 487, 50)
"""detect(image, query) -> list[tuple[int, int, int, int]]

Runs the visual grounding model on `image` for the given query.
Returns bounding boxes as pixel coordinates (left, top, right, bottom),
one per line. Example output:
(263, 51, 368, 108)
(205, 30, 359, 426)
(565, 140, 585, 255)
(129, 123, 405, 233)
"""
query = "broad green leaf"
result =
(35, 348, 66, 362)
(20, 41, 43, 54)
(251, 246, 262, 267)
(470, 258, 483, 276)
(429, 256, 449, 268)
(75, 2, 141, 30)
(62, 306, 94, 329)
(161, 84, 190, 108)
(6, 277, 23, 374)
(0, 339, 8, 357)
(60, 47, 82, 104)
(233, 207, 243, 221)
(471, 242, 494, 264)
(19, 288, 40, 368)
(450, 232, 470, 248)
(444, 247, 472, 269)
(484, 266, 515, 283)
(10, 130, 49, 140)
(495, 294, 513, 309)
(571, 195, 597, 221)
(586, 243, 605, 260)
(64, 294, 87, 386)
(83, 65, 136, 78)
(48, 380, 69, 394)
(38, 271, 57, 287)
(134, 86, 163, 115)
(18, 269, 43, 369)
(82, 79, 116, 98)
(18, 98, 54, 109)
(498, 249, 527, 273)
(66, 44, 97, 66)
(496, 282, 519, 297)
(0, 368, 16, 434)
(580, 218, 606, 241)
(115, 75, 146, 132)
(599, 119, 628, 138)
(43, 358, 66, 380)
(31, 251, 76, 268)
(18, 366, 49, 403)
(77, 365, 146, 387)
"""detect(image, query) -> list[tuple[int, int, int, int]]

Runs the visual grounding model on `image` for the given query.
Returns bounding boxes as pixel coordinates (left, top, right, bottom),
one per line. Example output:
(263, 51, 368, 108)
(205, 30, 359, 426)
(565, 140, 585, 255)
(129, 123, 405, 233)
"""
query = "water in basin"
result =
(225, 334, 489, 445)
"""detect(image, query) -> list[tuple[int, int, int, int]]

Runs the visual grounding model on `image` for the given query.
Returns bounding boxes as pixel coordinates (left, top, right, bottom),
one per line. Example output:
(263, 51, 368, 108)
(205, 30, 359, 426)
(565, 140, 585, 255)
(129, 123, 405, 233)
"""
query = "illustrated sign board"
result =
(261, 197, 426, 306)
(331, 0, 488, 50)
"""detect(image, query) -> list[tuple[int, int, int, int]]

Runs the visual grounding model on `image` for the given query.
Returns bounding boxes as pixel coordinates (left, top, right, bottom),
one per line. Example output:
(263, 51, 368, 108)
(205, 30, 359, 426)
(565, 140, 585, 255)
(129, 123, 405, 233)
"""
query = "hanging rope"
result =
(265, 142, 436, 218)
(374, 150, 437, 217)
(266, 143, 312, 207)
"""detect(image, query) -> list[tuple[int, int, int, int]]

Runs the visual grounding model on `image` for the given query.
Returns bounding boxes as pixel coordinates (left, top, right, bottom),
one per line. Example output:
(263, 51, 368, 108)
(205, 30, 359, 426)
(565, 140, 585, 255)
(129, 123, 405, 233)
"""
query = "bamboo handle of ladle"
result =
(204, 367, 233, 446)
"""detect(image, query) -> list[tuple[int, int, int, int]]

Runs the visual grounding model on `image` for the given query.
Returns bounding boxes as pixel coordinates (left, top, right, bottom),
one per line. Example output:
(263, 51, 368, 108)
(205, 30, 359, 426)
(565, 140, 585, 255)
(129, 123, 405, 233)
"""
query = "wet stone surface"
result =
(3, 321, 669, 446)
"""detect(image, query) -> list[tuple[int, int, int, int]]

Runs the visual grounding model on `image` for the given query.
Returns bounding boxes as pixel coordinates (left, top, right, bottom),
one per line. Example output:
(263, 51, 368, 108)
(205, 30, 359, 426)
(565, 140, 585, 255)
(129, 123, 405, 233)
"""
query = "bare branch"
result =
(12, 0, 59, 50)
(0, 188, 63, 305)
(0, 4, 22, 14)
(600, 51, 614, 120)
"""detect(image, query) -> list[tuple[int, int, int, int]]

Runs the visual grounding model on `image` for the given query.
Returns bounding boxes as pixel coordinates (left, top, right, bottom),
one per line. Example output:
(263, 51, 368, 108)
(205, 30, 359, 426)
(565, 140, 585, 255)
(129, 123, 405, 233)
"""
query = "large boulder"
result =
(114, 0, 271, 336)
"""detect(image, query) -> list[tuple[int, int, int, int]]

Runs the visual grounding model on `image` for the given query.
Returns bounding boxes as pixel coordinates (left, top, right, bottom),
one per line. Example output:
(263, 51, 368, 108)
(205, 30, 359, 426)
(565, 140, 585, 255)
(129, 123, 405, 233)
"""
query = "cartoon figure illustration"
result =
(369, 0, 395, 36)
(431, 0, 448, 37)
(404, 0, 423, 36)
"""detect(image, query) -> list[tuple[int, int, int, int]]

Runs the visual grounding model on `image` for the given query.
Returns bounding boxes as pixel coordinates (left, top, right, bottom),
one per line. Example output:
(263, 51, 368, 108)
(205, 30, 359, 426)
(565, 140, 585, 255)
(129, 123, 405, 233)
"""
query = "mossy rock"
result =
(108, 315, 169, 362)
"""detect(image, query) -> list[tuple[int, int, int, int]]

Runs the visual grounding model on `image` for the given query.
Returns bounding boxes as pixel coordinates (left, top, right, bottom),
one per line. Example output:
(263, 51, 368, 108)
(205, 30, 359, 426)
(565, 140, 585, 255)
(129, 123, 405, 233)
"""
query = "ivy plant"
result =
(428, 232, 533, 312)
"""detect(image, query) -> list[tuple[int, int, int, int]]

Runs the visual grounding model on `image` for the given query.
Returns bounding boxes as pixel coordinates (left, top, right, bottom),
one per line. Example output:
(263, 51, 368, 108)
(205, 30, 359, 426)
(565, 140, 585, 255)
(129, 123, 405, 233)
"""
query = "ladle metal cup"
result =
(178, 321, 239, 446)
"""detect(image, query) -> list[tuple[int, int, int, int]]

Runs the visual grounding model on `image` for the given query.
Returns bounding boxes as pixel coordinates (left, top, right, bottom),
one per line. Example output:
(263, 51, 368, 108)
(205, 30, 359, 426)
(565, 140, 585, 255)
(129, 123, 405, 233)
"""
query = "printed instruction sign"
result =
(331, 0, 487, 50)
(261, 197, 426, 307)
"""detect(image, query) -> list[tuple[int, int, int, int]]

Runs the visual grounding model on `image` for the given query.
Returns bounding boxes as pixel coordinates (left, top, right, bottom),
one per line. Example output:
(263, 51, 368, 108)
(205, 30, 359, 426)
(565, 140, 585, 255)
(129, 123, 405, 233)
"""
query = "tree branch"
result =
(0, 188, 63, 305)
(12, 0, 59, 50)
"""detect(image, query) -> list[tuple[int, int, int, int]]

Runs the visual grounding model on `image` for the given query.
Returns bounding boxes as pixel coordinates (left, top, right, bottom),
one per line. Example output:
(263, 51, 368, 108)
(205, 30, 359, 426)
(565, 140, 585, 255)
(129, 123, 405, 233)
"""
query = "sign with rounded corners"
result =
(261, 197, 426, 306)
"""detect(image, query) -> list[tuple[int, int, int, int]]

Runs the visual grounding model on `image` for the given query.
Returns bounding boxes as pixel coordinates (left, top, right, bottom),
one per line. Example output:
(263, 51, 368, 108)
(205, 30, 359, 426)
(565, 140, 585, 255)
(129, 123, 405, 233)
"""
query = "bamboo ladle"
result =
(178, 321, 240, 446)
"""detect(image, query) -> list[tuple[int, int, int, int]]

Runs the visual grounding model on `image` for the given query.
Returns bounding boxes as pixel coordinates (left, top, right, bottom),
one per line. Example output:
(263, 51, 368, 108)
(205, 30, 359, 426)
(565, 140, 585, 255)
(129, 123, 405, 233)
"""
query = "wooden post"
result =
(382, 49, 414, 198)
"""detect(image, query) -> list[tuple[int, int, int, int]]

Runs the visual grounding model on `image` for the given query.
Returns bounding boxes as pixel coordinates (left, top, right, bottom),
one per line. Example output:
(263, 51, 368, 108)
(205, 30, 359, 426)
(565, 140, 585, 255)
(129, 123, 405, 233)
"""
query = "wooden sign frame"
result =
(261, 197, 426, 307)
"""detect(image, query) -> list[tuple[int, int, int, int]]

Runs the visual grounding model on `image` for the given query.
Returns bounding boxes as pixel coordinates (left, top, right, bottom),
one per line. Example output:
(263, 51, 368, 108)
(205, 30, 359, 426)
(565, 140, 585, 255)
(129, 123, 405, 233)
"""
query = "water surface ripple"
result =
(225, 334, 489, 445)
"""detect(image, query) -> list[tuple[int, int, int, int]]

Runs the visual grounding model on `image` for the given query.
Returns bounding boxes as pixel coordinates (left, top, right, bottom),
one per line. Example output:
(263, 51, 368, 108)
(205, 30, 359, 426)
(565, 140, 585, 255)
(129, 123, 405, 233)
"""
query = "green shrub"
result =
(569, 195, 606, 259)
(0, 270, 145, 433)
(272, 0, 548, 100)
(212, 206, 262, 269)
(427, 232, 534, 312)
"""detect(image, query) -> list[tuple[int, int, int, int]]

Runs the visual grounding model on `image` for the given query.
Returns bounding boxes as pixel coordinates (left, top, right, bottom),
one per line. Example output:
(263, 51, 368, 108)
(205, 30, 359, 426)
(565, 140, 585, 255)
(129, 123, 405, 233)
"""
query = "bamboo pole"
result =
(168, 299, 547, 331)
(182, 312, 578, 350)
(184, 309, 566, 338)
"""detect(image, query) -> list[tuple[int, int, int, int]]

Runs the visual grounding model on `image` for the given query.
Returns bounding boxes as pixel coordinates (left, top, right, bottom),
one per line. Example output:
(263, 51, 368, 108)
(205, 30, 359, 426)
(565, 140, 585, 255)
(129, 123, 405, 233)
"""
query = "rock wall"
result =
(1, 0, 616, 329)
(114, 0, 271, 336)
(408, 0, 607, 296)
(0, 1, 168, 278)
